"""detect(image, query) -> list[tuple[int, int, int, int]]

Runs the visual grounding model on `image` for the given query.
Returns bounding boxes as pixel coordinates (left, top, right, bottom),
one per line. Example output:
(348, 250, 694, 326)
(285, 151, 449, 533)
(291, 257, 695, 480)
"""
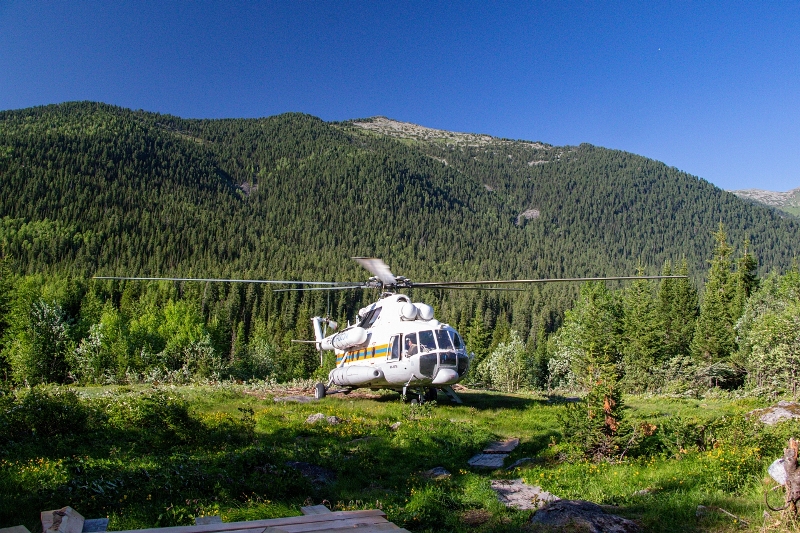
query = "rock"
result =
(422, 467, 451, 480)
(305, 413, 342, 425)
(390, 422, 402, 431)
(506, 457, 534, 470)
(633, 488, 655, 496)
(769, 458, 787, 485)
(285, 461, 336, 485)
(531, 500, 639, 533)
(275, 396, 315, 403)
(483, 438, 520, 454)
(468, 453, 508, 468)
(696, 505, 710, 517)
(491, 479, 559, 510)
(748, 401, 800, 425)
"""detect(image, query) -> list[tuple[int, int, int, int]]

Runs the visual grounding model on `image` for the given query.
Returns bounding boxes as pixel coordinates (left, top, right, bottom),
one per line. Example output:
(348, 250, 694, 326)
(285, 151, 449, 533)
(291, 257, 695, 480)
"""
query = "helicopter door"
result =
(383, 335, 407, 385)
(387, 335, 401, 361)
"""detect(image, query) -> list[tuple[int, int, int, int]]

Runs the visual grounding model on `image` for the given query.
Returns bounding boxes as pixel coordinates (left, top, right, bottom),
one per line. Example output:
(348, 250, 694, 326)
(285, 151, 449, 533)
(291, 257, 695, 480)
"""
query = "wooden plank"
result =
(0, 527, 32, 533)
(256, 516, 389, 533)
(299, 506, 331, 515)
(194, 517, 222, 526)
(112, 510, 387, 533)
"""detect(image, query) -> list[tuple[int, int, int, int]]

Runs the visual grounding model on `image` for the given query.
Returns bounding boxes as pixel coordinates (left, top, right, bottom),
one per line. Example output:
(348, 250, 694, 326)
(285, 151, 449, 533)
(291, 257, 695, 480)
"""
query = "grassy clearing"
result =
(1, 385, 798, 532)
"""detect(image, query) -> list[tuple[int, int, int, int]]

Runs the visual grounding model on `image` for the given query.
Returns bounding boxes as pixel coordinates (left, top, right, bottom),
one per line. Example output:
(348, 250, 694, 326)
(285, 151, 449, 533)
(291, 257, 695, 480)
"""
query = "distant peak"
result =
(350, 116, 547, 148)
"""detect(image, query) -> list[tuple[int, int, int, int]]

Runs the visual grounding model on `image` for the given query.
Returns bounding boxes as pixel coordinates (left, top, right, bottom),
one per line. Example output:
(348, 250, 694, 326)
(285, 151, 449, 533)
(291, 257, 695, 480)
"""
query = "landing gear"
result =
(402, 386, 438, 404)
(314, 383, 326, 400)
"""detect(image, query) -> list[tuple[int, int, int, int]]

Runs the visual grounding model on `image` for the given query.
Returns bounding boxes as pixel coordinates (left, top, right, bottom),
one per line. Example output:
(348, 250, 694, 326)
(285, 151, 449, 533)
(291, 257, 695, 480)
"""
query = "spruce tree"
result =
(692, 225, 736, 374)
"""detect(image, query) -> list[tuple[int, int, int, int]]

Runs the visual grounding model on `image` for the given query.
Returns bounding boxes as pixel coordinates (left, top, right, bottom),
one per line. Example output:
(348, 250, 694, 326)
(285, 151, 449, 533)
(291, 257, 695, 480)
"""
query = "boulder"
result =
(422, 467, 451, 480)
(490, 479, 559, 510)
(531, 500, 639, 533)
(748, 401, 800, 426)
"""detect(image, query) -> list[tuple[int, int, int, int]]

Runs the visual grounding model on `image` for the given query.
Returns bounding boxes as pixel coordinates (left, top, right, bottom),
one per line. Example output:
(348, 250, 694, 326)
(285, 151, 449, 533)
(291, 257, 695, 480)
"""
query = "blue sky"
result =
(1, 1, 798, 191)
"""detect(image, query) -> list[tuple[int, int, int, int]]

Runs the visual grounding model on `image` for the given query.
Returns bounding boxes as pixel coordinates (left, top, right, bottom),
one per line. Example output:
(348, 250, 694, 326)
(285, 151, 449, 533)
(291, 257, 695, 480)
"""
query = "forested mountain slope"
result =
(1, 102, 797, 285)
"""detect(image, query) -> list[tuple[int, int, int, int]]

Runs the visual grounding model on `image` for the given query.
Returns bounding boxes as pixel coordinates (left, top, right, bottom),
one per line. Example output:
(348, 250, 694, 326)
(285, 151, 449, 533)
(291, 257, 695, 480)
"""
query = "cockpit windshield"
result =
(449, 331, 464, 350)
(435, 330, 453, 350)
(418, 330, 437, 352)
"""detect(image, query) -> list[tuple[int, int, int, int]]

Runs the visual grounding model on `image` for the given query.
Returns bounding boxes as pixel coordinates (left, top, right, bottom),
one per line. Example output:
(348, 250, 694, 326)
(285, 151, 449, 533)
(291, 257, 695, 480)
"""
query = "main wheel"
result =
(314, 382, 326, 400)
(423, 387, 438, 402)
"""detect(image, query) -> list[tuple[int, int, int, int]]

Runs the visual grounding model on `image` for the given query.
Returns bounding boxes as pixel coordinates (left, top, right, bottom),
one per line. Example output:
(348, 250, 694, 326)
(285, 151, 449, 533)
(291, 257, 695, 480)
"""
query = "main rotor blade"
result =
(412, 275, 688, 287)
(352, 257, 396, 285)
(414, 285, 524, 291)
(93, 276, 346, 286)
(273, 285, 367, 292)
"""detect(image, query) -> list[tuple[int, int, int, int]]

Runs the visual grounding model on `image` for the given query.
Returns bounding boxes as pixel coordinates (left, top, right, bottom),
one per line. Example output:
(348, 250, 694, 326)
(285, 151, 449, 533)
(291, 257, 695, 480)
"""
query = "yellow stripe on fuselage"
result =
(337, 343, 390, 365)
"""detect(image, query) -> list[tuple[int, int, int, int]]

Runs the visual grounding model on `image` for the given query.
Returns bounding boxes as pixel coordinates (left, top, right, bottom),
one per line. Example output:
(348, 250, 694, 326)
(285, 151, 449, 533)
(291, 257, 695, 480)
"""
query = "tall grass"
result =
(0, 384, 796, 532)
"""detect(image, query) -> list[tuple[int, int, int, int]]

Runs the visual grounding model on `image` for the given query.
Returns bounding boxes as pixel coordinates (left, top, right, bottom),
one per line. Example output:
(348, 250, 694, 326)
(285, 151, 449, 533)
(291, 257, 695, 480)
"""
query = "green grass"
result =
(1, 385, 797, 532)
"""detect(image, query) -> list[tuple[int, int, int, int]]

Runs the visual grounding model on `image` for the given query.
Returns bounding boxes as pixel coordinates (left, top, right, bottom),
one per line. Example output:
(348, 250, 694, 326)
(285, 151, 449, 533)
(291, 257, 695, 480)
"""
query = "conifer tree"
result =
(692, 224, 736, 366)
(730, 239, 759, 320)
(621, 266, 661, 392)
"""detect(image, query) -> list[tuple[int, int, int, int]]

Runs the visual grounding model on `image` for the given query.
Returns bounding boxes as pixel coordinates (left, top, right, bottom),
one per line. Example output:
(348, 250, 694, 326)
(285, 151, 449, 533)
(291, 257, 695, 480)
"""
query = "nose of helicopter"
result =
(431, 368, 459, 385)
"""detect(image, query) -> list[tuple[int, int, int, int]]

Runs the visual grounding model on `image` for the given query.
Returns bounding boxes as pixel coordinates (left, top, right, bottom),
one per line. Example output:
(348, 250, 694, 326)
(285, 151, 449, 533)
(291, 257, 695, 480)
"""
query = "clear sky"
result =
(1, 1, 798, 192)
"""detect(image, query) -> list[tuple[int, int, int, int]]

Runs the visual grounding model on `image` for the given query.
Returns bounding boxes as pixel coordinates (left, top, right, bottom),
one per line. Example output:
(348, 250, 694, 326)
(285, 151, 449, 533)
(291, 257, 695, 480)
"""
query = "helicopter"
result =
(97, 258, 686, 404)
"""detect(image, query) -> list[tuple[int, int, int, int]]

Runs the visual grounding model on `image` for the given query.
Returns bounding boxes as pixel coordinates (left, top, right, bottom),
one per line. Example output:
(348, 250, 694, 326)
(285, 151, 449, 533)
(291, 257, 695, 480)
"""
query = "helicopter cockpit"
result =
(402, 328, 469, 380)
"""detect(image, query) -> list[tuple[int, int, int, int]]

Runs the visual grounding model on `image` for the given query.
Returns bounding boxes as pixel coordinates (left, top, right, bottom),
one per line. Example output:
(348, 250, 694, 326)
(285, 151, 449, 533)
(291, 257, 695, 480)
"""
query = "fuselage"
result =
(315, 293, 469, 390)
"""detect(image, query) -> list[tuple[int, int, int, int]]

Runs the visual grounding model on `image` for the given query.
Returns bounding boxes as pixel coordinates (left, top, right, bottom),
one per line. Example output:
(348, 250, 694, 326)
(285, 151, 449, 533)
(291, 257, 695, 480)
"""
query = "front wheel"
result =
(424, 387, 438, 402)
(314, 382, 326, 400)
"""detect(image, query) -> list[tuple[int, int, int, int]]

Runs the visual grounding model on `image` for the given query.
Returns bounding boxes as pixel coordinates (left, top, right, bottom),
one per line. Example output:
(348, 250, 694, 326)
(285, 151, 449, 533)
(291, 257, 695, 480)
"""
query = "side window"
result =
(419, 330, 436, 352)
(450, 331, 464, 350)
(388, 336, 400, 360)
(404, 333, 419, 356)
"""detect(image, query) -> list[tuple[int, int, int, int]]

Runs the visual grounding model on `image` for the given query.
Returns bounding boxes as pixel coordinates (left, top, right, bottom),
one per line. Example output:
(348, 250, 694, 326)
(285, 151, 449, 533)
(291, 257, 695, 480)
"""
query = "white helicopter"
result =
(96, 258, 685, 404)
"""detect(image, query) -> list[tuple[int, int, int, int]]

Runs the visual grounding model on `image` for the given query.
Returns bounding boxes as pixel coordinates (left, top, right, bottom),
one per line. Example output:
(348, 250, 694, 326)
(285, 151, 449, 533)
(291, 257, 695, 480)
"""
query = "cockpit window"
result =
(418, 330, 437, 352)
(435, 330, 453, 350)
(449, 331, 464, 350)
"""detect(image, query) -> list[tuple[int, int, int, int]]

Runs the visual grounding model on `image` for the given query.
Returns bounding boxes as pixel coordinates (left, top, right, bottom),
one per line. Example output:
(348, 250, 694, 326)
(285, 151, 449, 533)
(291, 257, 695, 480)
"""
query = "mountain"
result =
(730, 187, 800, 218)
(1, 102, 799, 289)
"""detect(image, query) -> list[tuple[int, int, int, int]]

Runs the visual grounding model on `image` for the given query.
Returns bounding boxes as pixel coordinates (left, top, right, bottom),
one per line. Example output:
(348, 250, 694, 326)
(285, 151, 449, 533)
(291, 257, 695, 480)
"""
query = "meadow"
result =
(1, 383, 798, 533)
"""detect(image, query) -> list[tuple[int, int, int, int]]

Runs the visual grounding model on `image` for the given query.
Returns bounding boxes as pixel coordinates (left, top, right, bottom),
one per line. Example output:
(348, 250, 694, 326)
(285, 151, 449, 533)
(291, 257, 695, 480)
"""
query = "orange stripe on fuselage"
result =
(337, 343, 390, 365)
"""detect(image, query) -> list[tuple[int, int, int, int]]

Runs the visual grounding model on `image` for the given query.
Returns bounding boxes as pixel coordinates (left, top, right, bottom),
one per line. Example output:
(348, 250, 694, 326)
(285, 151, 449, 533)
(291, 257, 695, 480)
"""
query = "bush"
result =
(0, 385, 89, 443)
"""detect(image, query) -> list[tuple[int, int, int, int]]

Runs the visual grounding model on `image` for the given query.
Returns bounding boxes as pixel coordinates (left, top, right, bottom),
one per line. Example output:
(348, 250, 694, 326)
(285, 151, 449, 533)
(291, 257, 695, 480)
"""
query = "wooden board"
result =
(112, 510, 388, 533)
(299, 506, 331, 516)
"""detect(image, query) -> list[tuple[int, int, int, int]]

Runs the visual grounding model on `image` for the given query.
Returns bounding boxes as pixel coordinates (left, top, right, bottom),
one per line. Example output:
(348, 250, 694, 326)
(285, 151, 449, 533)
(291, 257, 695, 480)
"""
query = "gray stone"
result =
(285, 461, 336, 484)
(769, 458, 787, 485)
(326, 415, 342, 425)
(422, 467, 451, 480)
(506, 457, 534, 470)
(468, 453, 507, 468)
(531, 500, 639, 533)
(390, 421, 402, 431)
(306, 413, 327, 424)
(491, 479, 559, 510)
(748, 401, 800, 426)
(484, 438, 520, 454)
(275, 395, 314, 403)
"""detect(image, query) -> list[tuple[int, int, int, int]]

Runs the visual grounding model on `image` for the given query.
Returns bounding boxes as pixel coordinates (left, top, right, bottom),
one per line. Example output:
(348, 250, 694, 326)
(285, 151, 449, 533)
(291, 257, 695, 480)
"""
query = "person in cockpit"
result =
(405, 336, 418, 356)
